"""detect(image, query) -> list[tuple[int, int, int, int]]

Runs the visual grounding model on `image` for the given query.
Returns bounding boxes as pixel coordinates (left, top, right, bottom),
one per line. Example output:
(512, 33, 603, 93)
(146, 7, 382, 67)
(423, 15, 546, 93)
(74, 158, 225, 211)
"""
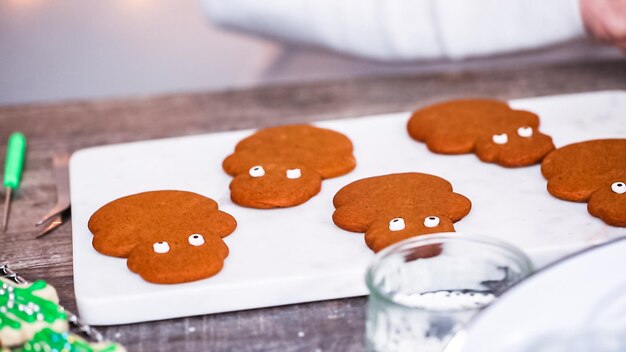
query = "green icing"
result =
(12, 328, 123, 352)
(0, 280, 67, 330)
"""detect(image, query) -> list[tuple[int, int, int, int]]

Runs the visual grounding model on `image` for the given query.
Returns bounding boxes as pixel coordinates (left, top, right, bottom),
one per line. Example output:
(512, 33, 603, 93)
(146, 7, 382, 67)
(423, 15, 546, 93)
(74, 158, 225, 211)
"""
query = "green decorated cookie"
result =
(0, 278, 68, 347)
(12, 328, 125, 352)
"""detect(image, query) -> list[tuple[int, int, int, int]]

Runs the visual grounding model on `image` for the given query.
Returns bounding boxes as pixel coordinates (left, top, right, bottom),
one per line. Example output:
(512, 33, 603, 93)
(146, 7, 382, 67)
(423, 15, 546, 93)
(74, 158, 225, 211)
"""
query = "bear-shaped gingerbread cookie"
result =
(407, 99, 555, 167)
(332, 173, 471, 252)
(541, 139, 626, 227)
(223, 124, 356, 208)
(88, 190, 237, 284)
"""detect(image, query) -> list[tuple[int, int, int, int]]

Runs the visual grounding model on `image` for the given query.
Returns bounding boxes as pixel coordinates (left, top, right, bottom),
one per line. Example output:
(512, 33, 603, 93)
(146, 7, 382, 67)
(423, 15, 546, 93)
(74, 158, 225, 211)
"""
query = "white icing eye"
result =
(612, 182, 626, 194)
(423, 216, 440, 228)
(249, 166, 265, 178)
(286, 168, 302, 179)
(188, 234, 205, 246)
(492, 133, 508, 145)
(389, 218, 405, 231)
(153, 241, 170, 254)
(517, 127, 533, 138)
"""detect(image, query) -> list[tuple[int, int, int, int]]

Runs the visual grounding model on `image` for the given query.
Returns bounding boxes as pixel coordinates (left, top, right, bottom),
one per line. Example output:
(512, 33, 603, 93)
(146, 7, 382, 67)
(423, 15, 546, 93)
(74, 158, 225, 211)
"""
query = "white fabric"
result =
(202, 0, 586, 61)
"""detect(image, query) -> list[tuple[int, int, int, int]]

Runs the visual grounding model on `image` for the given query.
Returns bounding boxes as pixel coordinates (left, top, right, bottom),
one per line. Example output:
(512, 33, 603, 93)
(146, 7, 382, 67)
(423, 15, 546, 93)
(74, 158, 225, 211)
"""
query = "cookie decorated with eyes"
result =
(332, 173, 471, 252)
(88, 191, 237, 284)
(223, 124, 356, 208)
(407, 99, 555, 167)
(541, 139, 626, 227)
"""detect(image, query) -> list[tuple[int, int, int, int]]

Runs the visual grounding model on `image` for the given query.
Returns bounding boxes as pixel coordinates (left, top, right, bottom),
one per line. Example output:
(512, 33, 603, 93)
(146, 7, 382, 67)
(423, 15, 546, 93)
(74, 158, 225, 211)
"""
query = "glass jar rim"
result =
(365, 232, 534, 311)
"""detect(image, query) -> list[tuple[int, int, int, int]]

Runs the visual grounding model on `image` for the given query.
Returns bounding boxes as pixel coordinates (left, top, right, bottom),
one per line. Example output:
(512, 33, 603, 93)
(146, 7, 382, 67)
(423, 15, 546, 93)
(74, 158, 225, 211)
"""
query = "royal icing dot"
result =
(286, 168, 302, 179)
(424, 216, 440, 228)
(389, 218, 405, 231)
(188, 234, 205, 246)
(153, 241, 170, 254)
(492, 133, 508, 145)
(612, 182, 626, 194)
(249, 166, 265, 178)
(517, 127, 533, 138)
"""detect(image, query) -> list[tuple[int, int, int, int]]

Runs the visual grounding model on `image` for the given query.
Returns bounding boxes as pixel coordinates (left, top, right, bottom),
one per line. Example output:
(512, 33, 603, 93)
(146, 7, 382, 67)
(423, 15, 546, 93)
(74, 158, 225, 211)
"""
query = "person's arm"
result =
(202, 0, 585, 61)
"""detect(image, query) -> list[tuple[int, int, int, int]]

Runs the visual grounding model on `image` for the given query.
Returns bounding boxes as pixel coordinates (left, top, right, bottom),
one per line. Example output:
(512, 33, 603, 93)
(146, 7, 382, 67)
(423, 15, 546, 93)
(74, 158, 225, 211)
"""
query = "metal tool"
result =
(2, 132, 26, 232)
(36, 153, 71, 238)
(0, 263, 104, 342)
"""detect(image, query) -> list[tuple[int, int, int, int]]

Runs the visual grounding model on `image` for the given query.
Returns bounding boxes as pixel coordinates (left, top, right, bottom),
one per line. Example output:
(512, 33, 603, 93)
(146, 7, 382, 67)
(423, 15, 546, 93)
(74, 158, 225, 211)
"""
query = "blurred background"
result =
(0, 0, 623, 106)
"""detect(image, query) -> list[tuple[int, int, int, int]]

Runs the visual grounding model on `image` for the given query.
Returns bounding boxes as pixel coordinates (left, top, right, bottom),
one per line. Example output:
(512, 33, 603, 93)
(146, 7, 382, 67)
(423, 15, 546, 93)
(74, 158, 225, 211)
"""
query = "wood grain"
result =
(1, 60, 625, 351)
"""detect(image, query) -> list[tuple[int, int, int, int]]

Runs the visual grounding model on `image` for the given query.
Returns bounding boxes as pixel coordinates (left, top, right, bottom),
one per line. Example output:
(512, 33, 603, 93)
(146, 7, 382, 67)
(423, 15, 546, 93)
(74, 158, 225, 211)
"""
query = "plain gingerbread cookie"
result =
(223, 124, 356, 208)
(88, 190, 237, 284)
(541, 139, 626, 227)
(407, 99, 555, 167)
(332, 173, 471, 252)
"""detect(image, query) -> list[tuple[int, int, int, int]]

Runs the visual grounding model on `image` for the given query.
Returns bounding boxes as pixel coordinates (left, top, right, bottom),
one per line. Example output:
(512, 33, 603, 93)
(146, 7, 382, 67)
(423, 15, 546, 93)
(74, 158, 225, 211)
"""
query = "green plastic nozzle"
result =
(3, 132, 26, 189)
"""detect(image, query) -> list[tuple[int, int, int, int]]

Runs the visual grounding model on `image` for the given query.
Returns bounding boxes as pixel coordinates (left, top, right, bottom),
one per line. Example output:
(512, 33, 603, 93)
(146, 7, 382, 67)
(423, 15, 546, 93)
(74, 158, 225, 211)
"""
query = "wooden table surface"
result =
(1, 60, 626, 352)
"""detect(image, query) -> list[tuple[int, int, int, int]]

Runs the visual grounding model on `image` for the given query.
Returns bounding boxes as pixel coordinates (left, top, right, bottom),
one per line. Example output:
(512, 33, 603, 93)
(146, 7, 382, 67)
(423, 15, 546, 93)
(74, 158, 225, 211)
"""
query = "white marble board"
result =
(70, 90, 626, 325)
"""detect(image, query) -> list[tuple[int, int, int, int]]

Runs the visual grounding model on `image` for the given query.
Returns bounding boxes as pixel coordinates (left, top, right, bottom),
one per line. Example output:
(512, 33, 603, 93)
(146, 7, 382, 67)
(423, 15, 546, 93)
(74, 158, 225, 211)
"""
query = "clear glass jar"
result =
(365, 233, 533, 352)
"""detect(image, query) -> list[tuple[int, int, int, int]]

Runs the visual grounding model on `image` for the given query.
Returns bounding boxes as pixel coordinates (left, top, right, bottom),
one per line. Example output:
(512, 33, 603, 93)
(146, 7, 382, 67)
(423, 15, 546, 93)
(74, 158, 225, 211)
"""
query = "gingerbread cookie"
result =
(223, 124, 356, 208)
(88, 191, 237, 284)
(0, 278, 68, 347)
(541, 139, 626, 227)
(332, 173, 471, 252)
(407, 99, 555, 167)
